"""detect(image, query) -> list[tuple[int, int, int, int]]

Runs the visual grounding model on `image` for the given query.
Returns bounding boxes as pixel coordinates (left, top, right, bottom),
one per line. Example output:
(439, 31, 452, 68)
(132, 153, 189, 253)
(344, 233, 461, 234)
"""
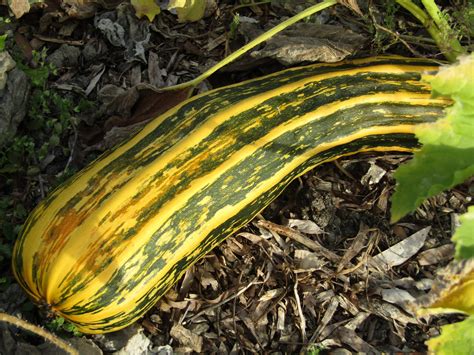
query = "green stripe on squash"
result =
(12, 56, 450, 333)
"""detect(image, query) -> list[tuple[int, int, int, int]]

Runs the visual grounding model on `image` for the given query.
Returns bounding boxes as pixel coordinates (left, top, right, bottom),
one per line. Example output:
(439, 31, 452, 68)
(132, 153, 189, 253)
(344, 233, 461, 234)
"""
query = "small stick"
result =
(0, 313, 78, 355)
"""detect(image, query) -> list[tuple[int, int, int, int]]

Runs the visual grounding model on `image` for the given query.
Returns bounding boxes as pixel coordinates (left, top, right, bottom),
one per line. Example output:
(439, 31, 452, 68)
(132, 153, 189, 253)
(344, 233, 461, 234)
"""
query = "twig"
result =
(374, 23, 422, 57)
(257, 220, 340, 263)
(293, 279, 306, 342)
(0, 313, 78, 355)
(185, 279, 259, 323)
(62, 118, 78, 175)
(33, 34, 84, 46)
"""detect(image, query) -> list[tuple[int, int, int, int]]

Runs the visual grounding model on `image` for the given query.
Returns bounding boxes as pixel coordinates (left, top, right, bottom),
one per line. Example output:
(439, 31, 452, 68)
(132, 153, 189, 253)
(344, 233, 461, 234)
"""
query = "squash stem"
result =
(396, 0, 465, 61)
(158, 0, 338, 93)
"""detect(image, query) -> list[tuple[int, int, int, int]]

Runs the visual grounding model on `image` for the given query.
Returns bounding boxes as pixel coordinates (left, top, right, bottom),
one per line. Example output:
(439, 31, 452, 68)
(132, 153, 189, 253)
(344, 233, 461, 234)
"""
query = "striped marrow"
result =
(12, 56, 451, 333)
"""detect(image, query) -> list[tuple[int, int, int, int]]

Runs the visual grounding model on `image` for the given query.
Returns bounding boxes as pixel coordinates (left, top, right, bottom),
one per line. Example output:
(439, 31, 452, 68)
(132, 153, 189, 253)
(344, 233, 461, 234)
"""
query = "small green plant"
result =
(46, 316, 83, 337)
(229, 13, 241, 40)
(0, 33, 7, 51)
(1, 49, 93, 175)
(0, 17, 11, 52)
(0, 49, 93, 286)
(18, 49, 56, 87)
(306, 344, 324, 355)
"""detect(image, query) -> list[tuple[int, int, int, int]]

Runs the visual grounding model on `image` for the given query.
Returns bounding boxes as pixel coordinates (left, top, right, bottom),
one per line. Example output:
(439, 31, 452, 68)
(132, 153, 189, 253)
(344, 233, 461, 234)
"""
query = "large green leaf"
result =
(391, 53, 474, 222)
(426, 316, 474, 355)
(452, 206, 474, 260)
(131, 0, 161, 22)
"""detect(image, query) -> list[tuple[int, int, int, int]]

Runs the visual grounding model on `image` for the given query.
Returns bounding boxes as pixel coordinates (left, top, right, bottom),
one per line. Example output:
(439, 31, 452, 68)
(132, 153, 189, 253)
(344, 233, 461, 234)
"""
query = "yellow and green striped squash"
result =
(12, 56, 451, 333)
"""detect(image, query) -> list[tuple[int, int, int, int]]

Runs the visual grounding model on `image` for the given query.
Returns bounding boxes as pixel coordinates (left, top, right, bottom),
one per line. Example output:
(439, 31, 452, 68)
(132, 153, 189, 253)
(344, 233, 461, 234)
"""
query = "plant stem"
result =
(159, 0, 337, 92)
(396, 0, 465, 61)
(0, 313, 78, 355)
(420, 0, 465, 57)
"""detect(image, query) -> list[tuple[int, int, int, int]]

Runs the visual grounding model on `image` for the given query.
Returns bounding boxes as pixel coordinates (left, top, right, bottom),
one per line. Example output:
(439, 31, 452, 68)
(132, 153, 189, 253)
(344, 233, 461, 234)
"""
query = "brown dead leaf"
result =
(337, 224, 369, 272)
(360, 298, 417, 325)
(9, 0, 31, 18)
(360, 162, 387, 186)
(294, 249, 326, 271)
(380, 287, 416, 310)
(417, 244, 455, 266)
(257, 220, 339, 263)
(334, 327, 377, 353)
(337, 0, 363, 15)
(308, 296, 339, 343)
(287, 218, 325, 235)
(132, 87, 190, 124)
(61, 0, 98, 19)
(198, 269, 219, 291)
(170, 324, 203, 353)
(251, 23, 366, 65)
(370, 227, 430, 271)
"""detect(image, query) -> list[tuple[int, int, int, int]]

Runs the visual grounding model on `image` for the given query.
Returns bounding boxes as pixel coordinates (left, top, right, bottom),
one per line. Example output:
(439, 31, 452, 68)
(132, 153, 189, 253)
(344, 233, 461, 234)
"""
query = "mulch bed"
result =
(0, 1, 472, 353)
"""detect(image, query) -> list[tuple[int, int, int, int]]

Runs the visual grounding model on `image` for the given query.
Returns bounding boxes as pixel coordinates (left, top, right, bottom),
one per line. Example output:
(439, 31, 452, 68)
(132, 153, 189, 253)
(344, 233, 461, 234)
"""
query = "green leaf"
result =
(426, 316, 474, 354)
(131, 0, 161, 22)
(168, 0, 206, 22)
(452, 206, 474, 260)
(0, 33, 7, 51)
(22, 66, 50, 87)
(391, 53, 474, 222)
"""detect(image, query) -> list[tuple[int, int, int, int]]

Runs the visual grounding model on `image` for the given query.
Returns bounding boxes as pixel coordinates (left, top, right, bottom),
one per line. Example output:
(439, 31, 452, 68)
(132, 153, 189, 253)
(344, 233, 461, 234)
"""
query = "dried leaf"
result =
(334, 327, 377, 353)
(287, 218, 325, 234)
(198, 270, 218, 291)
(294, 249, 326, 270)
(61, 0, 98, 19)
(8, 0, 38, 18)
(170, 325, 203, 353)
(360, 162, 387, 186)
(337, 224, 369, 272)
(417, 244, 455, 266)
(251, 23, 366, 65)
(380, 288, 416, 309)
(370, 227, 430, 270)
(360, 298, 417, 325)
(337, 0, 363, 15)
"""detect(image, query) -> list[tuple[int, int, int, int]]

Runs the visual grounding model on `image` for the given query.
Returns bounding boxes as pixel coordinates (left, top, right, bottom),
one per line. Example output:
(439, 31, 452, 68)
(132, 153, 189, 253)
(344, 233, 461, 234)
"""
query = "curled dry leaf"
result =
(418, 259, 474, 316)
(170, 324, 203, 353)
(337, 0, 362, 15)
(251, 23, 366, 65)
(61, 0, 98, 19)
(360, 162, 387, 186)
(287, 218, 325, 235)
(380, 287, 416, 310)
(334, 327, 377, 353)
(294, 249, 326, 271)
(370, 227, 430, 271)
(8, 0, 37, 18)
(417, 244, 455, 266)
